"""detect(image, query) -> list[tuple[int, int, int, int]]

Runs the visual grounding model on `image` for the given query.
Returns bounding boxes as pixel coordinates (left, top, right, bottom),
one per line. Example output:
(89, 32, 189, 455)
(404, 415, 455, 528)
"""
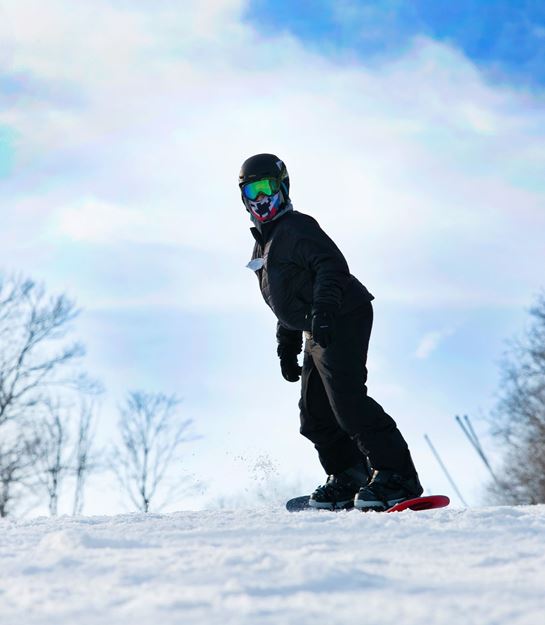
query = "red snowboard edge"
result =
(386, 494, 450, 513)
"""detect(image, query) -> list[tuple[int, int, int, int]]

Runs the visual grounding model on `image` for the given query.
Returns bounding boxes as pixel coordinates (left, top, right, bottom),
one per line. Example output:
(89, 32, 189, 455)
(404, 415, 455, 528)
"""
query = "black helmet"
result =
(239, 153, 292, 224)
(239, 153, 290, 196)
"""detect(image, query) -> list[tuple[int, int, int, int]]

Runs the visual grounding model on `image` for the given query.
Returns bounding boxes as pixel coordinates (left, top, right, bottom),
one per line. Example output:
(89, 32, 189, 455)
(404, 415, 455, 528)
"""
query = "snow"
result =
(2, 505, 545, 625)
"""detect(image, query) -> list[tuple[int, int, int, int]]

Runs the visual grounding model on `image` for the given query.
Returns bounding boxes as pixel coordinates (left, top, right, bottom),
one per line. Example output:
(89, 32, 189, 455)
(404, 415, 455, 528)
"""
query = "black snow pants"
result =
(299, 301, 413, 476)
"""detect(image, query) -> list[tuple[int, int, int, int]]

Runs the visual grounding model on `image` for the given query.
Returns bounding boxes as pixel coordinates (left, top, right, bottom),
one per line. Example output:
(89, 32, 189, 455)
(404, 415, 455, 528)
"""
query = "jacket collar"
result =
(250, 227, 263, 245)
(249, 220, 278, 246)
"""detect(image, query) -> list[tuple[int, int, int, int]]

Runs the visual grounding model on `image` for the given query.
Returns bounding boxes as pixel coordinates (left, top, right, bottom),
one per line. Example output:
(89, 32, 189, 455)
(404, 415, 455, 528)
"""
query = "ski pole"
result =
(424, 434, 468, 507)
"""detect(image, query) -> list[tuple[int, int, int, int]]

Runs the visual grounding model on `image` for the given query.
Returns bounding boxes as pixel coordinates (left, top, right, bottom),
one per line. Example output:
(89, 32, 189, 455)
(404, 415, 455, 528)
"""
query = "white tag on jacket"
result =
(246, 257, 265, 271)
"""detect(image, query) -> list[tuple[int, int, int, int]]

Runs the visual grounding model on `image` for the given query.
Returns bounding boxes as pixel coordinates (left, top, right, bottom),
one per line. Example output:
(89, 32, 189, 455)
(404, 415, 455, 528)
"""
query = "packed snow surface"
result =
(2, 504, 545, 625)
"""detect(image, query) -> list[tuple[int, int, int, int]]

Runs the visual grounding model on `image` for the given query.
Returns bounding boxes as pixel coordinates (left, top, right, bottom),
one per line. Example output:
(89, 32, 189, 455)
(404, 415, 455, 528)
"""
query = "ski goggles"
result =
(241, 178, 281, 201)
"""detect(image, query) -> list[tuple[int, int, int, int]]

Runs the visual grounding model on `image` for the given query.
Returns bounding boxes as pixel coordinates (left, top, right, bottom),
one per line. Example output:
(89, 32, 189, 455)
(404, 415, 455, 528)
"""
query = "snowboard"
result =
(285, 494, 450, 513)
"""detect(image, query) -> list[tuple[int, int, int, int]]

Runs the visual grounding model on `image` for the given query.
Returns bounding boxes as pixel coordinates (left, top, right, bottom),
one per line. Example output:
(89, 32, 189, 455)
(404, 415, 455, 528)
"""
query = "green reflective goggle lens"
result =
(242, 178, 280, 200)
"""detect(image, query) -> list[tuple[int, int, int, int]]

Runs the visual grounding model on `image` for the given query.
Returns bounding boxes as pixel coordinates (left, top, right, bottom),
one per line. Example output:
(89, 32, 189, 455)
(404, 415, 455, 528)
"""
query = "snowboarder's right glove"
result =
(279, 353, 302, 382)
(311, 310, 336, 348)
(276, 323, 303, 383)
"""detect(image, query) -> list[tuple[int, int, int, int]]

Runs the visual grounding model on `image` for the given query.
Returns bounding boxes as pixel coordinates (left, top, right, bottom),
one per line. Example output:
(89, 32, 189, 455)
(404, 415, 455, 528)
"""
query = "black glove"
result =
(279, 353, 302, 382)
(311, 311, 336, 348)
(276, 324, 303, 383)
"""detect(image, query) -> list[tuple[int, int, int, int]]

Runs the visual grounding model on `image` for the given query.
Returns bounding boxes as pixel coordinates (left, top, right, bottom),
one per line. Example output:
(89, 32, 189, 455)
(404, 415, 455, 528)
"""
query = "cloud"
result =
(0, 1, 543, 321)
(0, 125, 15, 177)
(249, 0, 545, 86)
(415, 328, 456, 360)
(53, 198, 149, 244)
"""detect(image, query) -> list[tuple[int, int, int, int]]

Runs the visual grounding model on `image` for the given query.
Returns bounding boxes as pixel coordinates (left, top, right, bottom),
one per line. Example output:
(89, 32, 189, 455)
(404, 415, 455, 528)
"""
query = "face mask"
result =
(246, 191, 283, 223)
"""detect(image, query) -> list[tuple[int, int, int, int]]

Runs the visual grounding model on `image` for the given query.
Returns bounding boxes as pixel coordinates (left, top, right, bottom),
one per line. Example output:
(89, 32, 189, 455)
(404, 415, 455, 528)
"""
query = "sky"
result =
(1, 0, 544, 514)
(248, 0, 545, 85)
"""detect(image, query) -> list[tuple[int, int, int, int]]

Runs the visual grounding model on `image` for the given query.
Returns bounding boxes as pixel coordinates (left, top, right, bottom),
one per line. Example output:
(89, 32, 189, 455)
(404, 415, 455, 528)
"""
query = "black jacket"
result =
(249, 211, 374, 351)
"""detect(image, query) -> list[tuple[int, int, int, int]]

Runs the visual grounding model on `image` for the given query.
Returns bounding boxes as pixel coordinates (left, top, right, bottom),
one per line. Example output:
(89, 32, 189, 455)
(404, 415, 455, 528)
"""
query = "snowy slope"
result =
(1, 505, 545, 625)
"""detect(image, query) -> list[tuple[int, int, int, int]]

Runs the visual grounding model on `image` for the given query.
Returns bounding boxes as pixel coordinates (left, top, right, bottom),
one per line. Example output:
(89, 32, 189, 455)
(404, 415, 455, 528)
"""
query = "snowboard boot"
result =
(354, 469, 423, 511)
(309, 463, 370, 510)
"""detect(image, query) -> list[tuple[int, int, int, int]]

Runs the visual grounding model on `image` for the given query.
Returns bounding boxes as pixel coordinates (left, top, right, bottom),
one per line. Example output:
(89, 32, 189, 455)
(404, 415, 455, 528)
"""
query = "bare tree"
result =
(488, 291, 545, 504)
(25, 388, 102, 517)
(0, 429, 41, 517)
(31, 401, 70, 516)
(112, 391, 193, 512)
(72, 395, 100, 515)
(0, 273, 88, 516)
(0, 275, 84, 427)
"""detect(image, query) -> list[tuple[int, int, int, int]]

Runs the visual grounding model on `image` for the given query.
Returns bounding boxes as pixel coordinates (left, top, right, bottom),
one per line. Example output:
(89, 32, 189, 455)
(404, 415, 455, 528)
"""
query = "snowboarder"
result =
(240, 153, 423, 510)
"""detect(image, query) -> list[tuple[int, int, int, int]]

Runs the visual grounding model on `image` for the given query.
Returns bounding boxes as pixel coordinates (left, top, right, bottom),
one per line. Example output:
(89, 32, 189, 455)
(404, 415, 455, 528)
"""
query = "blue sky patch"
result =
(0, 126, 16, 178)
(245, 0, 545, 85)
(0, 71, 86, 109)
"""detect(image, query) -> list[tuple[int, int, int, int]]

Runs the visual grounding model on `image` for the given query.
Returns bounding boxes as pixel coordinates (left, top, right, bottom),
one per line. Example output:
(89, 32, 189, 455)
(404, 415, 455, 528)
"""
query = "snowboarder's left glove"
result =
(311, 311, 336, 348)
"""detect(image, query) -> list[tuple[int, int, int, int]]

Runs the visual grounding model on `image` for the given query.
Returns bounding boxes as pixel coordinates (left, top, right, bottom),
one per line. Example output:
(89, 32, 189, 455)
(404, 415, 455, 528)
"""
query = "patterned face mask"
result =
(246, 190, 283, 223)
